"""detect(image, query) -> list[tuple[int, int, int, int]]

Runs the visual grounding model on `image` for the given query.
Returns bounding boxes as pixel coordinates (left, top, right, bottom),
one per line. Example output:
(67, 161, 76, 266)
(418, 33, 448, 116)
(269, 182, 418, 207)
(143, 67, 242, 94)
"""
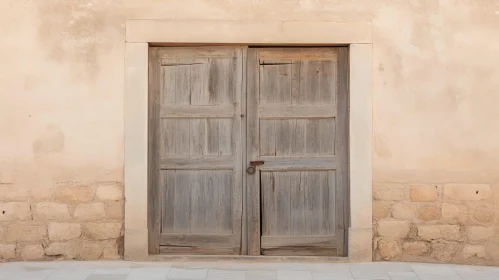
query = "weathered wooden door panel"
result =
(247, 48, 348, 256)
(149, 47, 243, 255)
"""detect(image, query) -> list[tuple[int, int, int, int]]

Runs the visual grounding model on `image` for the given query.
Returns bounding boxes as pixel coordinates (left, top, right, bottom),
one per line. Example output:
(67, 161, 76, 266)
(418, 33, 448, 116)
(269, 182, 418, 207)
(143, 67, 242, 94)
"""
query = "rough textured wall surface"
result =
(1, 0, 499, 263)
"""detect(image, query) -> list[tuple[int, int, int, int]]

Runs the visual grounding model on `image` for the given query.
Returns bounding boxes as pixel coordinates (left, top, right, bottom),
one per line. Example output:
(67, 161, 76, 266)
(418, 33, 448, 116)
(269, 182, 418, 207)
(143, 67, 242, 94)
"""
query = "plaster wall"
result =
(1, 0, 499, 263)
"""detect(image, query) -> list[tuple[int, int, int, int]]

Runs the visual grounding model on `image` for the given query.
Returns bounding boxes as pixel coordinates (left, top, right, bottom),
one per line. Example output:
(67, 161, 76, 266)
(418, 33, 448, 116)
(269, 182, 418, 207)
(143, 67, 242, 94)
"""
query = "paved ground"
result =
(0, 261, 497, 280)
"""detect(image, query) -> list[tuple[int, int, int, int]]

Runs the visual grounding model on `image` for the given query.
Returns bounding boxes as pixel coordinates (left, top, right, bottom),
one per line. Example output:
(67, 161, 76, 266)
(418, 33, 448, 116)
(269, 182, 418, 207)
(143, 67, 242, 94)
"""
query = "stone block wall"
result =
(0, 183, 123, 261)
(373, 183, 499, 265)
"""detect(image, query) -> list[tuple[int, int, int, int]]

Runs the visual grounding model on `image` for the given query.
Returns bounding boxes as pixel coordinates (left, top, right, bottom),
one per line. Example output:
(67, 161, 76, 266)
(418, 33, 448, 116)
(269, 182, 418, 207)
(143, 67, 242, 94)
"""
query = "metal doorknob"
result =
(247, 160, 264, 175)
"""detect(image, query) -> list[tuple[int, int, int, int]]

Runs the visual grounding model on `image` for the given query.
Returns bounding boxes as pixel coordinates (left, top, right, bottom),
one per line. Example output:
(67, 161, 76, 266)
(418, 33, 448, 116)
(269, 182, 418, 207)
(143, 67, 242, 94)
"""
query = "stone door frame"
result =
(124, 20, 373, 261)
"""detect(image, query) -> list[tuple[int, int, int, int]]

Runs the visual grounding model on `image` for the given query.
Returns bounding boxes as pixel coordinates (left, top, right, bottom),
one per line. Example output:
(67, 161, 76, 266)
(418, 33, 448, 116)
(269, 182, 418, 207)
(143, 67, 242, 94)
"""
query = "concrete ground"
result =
(0, 261, 497, 280)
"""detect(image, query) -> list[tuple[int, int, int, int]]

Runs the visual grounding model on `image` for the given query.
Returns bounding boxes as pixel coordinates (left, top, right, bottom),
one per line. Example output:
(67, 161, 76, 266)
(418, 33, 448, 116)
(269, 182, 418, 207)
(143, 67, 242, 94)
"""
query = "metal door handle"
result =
(247, 161, 264, 174)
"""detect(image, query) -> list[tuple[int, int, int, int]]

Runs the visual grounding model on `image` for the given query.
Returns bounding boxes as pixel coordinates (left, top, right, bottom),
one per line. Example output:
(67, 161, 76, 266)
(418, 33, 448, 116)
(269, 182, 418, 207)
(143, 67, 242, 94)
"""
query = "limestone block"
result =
(45, 242, 78, 259)
(102, 240, 121, 260)
(96, 184, 123, 201)
(417, 205, 440, 221)
(79, 241, 103, 260)
(377, 220, 411, 238)
(442, 203, 468, 224)
(444, 184, 491, 201)
(48, 223, 81, 241)
(74, 203, 106, 220)
(468, 226, 495, 241)
(28, 187, 55, 202)
(373, 202, 390, 219)
(431, 243, 457, 262)
(462, 244, 486, 259)
(0, 202, 31, 221)
(377, 239, 401, 260)
(55, 186, 94, 203)
(84, 222, 122, 240)
(417, 225, 460, 241)
(0, 186, 28, 201)
(487, 242, 499, 260)
(6, 224, 47, 242)
(32, 202, 70, 220)
(0, 244, 16, 259)
(403, 241, 429, 256)
(391, 203, 416, 220)
(374, 185, 405, 201)
(410, 184, 438, 202)
(106, 201, 124, 219)
(21, 244, 44, 260)
(472, 205, 495, 223)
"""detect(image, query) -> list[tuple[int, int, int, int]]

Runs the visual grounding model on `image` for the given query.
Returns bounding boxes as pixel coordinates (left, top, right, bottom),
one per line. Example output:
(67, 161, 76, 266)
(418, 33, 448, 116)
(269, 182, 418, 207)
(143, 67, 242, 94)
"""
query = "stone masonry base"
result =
(0, 182, 124, 261)
(373, 182, 499, 265)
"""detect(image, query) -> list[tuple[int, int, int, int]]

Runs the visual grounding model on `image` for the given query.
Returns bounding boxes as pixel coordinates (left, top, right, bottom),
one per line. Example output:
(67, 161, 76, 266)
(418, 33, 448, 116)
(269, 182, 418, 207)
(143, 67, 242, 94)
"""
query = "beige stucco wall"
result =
(1, 0, 499, 263)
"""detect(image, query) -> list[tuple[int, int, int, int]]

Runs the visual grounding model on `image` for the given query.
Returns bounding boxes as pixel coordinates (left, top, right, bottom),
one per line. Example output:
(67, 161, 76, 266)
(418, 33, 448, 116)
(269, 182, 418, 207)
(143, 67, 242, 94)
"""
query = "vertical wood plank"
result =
(219, 170, 233, 234)
(320, 60, 337, 104)
(260, 172, 274, 236)
(275, 62, 292, 104)
(148, 48, 161, 253)
(292, 119, 306, 155)
(161, 65, 176, 106)
(260, 120, 276, 156)
(226, 56, 236, 104)
(319, 119, 335, 155)
(289, 172, 305, 236)
(161, 120, 175, 157)
(175, 64, 191, 105)
(206, 119, 220, 155)
(275, 120, 292, 156)
(219, 119, 233, 156)
(291, 61, 301, 105)
(335, 47, 349, 256)
(173, 170, 191, 233)
(305, 119, 320, 155)
(190, 61, 208, 105)
(202, 171, 217, 234)
(259, 63, 277, 104)
(174, 119, 190, 155)
(319, 171, 329, 235)
(274, 172, 291, 236)
(161, 170, 175, 233)
(303, 171, 320, 235)
(190, 170, 206, 232)
(327, 171, 336, 235)
(232, 48, 243, 253)
(241, 47, 248, 255)
(246, 48, 261, 255)
(189, 119, 206, 157)
(208, 59, 233, 104)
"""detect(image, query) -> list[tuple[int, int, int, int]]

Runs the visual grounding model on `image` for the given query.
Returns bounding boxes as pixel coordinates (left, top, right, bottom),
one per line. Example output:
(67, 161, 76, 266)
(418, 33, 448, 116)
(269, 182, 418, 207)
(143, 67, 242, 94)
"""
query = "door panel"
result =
(148, 47, 243, 255)
(247, 48, 348, 256)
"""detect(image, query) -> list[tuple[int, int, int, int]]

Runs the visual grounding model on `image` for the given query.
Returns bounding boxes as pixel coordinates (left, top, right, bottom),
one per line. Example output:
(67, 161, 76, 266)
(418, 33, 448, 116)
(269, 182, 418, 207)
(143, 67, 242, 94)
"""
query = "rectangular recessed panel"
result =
(258, 59, 336, 106)
(260, 170, 337, 256)
(161, 170, 233, 234)
(160, 57, 236, 106)
(160, 119, 233, 157)
(259, 61, 292, 104)
(259, 119, 335, 156)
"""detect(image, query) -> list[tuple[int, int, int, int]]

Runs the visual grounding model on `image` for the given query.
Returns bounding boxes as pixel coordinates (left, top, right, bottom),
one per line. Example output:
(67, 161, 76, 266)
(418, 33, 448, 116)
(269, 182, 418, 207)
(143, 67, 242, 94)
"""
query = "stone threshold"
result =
(146, 255, 350, 263)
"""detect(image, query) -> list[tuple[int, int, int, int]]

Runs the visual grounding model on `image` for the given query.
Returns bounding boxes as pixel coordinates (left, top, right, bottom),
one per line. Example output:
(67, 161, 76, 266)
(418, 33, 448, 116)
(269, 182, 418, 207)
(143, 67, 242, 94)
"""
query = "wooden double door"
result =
(148, 46, 348, 256)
